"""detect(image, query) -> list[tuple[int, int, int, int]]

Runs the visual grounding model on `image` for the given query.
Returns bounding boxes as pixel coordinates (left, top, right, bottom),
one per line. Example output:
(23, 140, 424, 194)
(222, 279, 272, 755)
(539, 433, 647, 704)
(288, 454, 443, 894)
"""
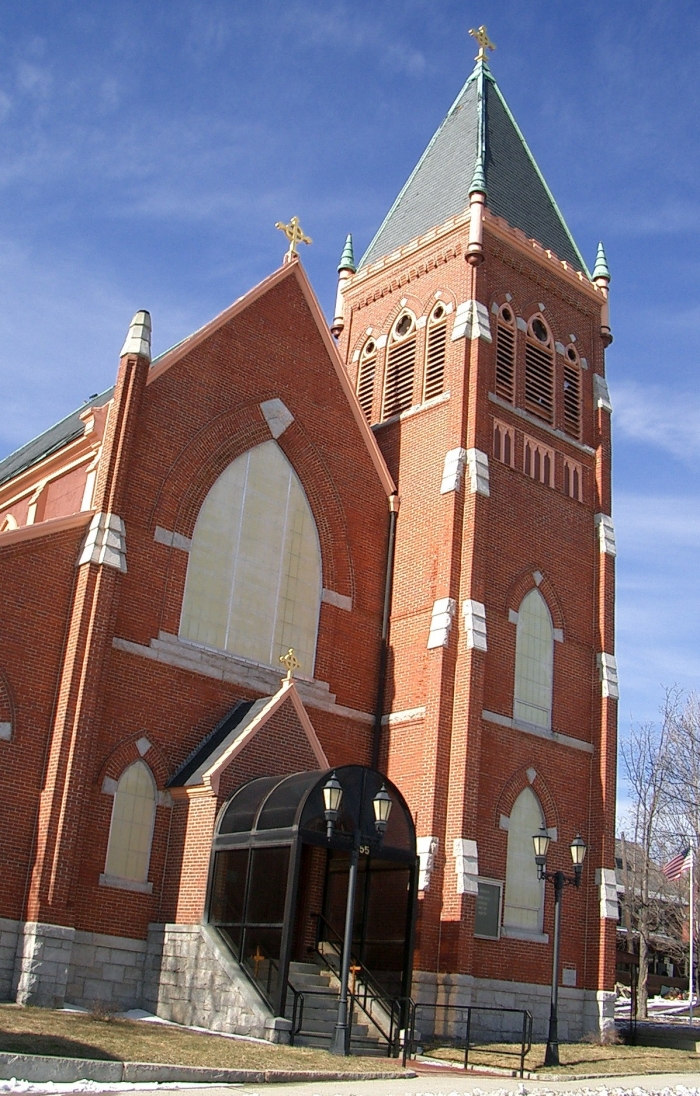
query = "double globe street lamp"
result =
(533, 830, 587, 1067)
(322, 772, 393, 1055)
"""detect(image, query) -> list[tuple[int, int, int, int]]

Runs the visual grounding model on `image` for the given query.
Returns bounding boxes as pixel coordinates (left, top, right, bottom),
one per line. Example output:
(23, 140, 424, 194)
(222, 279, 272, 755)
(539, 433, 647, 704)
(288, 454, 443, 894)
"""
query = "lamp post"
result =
(323, 773, 393, 1055)
(533, 830, 587, 1067)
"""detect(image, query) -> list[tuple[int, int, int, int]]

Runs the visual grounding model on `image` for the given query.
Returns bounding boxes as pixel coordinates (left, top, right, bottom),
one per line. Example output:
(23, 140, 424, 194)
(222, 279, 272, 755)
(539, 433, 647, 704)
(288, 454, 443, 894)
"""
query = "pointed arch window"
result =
(563, 343, 582, 439)
(104, 761, 156, 886)
(180, 441, 322, 675)
(383, 310, 417, 419)
(495, 303, 516, 404)
(423, 303, 447, 401)
(356, 338, 377, 423)
(524, 315, 554, 424)
(503, 787, 545, 934)
(513, 588, 554, 731)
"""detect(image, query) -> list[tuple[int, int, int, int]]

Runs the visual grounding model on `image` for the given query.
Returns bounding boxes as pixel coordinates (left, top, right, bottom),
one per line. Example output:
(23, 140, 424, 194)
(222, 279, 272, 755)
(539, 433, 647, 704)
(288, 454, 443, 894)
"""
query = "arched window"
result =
(180, 441, 322, 675)
(562, 343, 582, 439)
(495, 303, 516, 404)
(356, 338, 377, 423)
(503, 787, 545, 933)
(383, 310, 417, 419)
(513, 588, 554, 730)
(524, 314, 554, 424)
(104, 761, 156, 884)
(423, 302, 447, 401)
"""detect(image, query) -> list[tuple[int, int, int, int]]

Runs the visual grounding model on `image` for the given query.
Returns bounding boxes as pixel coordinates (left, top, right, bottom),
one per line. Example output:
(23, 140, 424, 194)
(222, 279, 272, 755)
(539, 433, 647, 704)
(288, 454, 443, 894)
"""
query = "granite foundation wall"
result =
(66, 930, 146, 1010)
(0, 918, 20, 1001)
(413, 970, 615, 1042)
(143, 923, 274, 1038)
(14, 922, 75, 1008)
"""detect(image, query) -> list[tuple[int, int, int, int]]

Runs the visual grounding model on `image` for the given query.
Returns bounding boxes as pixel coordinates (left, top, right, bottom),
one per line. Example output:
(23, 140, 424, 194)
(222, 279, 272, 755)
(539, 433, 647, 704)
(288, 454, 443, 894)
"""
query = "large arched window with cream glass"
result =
(180, 440, 322, 675)
(503, 786, 545, 934)
(513, 588, 554, 731)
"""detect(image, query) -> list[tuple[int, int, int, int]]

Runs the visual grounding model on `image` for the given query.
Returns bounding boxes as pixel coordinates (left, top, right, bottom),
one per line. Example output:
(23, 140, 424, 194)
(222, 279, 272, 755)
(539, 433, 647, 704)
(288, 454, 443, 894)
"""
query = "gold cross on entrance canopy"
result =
(275, 215, 312, 261)
(469, 24, 495, 63)
(280, 647, 301, 681)
(252, 945, 265, 977)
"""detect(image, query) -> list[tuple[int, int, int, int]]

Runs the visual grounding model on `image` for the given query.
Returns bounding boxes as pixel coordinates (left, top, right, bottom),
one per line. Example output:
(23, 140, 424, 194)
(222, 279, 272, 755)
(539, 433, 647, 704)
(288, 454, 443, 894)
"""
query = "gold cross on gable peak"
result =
(469, 24, 496, 63)
(275, 215, 312, 261)
(280, 647, 301, 681)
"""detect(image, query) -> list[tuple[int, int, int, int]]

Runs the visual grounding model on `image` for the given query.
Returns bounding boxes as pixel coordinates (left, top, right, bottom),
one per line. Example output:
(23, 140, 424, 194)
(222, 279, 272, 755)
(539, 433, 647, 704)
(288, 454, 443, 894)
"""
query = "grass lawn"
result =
(0, 1004, 394, 1073)
(424, 1041, 700, 1077)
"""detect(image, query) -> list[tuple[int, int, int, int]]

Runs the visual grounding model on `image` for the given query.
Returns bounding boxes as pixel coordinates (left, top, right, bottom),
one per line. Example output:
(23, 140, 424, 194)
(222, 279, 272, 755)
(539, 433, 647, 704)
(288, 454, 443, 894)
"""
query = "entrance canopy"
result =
(207, 766, 417, 1014)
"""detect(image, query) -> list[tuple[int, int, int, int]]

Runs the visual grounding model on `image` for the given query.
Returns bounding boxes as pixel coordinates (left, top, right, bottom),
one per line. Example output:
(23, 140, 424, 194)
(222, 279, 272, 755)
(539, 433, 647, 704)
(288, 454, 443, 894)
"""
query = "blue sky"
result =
(0, 1, 698, 792)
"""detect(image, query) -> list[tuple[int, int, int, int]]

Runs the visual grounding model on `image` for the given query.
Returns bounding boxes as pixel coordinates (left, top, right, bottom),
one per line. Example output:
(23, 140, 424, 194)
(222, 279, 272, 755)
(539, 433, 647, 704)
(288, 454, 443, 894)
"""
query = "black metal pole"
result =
(330, 842, 359, 1055)
(544, 871, 564, 1067)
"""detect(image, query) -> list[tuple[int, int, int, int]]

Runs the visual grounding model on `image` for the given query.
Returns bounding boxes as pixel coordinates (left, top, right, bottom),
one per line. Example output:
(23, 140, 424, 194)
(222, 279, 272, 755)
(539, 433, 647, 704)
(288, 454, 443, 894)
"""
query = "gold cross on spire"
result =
(280, 647, 301, 681)
(275, 216, 312, 262)
(469, 24, 495, 63)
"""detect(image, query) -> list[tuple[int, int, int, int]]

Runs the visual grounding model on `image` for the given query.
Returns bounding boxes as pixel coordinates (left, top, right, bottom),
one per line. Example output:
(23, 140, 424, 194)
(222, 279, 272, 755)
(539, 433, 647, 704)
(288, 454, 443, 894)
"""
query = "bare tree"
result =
(620, 691, 677, 1017)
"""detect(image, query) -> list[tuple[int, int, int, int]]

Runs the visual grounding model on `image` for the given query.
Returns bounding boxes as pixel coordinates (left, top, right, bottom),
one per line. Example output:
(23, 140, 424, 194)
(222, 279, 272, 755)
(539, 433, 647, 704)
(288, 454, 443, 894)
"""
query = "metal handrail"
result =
(417, 1002, 532, 1078)
(313, 912, 415, 1057)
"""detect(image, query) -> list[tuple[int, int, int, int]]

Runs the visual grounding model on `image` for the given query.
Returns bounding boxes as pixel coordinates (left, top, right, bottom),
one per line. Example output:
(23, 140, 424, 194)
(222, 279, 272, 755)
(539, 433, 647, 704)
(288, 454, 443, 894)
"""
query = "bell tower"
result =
(335, 29, 617, 1037)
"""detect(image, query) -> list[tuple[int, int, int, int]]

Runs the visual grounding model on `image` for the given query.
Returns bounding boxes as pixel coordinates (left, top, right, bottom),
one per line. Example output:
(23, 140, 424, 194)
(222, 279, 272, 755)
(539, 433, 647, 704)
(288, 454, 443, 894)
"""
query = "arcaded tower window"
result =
(356, 338, 377, 423)
(503, 787, 546, 934)
(513, 588, 554, 731)
(563, 343, 582, 439)
(383, 310, 417, 419)
(423, 302, 447, 401)
(524, 314, 554, 424)
(493, 419, 514, 467)
(180, 441, 322, 676)
(495, 303, 516, 404)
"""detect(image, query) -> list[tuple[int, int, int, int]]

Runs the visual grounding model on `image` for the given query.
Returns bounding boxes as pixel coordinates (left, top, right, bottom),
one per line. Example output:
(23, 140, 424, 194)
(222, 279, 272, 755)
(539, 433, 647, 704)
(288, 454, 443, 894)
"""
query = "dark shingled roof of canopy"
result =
(359, 62, 588, 275)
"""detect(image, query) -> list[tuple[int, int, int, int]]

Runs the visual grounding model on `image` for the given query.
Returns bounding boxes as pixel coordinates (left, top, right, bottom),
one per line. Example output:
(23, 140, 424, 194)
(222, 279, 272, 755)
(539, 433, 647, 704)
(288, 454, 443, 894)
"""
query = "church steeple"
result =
(360, 41, 588, 275)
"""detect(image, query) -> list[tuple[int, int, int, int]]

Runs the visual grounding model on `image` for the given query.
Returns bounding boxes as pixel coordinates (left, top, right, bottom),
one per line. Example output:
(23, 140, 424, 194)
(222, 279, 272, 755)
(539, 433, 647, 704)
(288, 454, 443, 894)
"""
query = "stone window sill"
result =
(99, 873, 153, 895)
(501, 926, 549, 944)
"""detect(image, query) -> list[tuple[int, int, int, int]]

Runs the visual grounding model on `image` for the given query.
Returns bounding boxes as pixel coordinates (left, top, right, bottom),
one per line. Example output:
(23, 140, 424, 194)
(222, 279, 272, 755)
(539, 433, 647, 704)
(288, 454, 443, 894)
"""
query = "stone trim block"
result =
(321, 588, 352, 612)
(466, 449, 490, 496)
(453, 838, 478, 895)
(451, 300, 492, 343)
(593, 373, 612, 413)
(462, 599, 487, 651)
(427, 597, 456, 650)
(595, 513, 617, 556)
(154, 526, 192, 552)
(260, 398, 294, 439)
(416, 836, 438, 892)
(79, 512, 127, 572)
(596, 867, 621, 920)
(440, 448, 467, 494)
(0, 722, 10, 741)
(597, 652, 619, 699)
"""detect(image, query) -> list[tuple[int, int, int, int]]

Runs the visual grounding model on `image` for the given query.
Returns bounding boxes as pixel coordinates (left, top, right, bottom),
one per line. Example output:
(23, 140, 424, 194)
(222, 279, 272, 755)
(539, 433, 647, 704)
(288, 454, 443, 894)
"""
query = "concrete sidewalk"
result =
(118, 1072, 700, 1096)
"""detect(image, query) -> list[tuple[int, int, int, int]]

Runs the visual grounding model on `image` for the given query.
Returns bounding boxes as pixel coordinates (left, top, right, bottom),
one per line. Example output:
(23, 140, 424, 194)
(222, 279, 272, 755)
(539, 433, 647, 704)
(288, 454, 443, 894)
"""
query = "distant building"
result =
(0, 39, 617, 1043)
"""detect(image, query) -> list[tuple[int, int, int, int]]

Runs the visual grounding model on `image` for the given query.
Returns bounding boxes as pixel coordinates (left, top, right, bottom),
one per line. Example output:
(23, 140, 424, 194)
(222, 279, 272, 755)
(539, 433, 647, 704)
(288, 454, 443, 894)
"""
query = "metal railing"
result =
(415, 1002, 532, 1078)
(313, 912, 415, 1060)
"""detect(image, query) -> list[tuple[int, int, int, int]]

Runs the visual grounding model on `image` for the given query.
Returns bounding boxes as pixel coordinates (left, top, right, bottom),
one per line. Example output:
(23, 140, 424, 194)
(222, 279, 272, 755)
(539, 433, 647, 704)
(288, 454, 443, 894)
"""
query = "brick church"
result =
(0, 36, 618, 1046)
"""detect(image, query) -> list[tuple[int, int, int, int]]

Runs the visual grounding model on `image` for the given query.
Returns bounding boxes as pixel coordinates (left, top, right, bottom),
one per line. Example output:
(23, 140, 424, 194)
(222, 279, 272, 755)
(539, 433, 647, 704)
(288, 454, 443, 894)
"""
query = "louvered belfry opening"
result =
(524, 315, 554, 424)
(495, 305, 516, 404)
(423, 303, 447, 401)
(563, 345, 582, 439)
(383, 312, 416, 420)
(356, 339, 377, 423)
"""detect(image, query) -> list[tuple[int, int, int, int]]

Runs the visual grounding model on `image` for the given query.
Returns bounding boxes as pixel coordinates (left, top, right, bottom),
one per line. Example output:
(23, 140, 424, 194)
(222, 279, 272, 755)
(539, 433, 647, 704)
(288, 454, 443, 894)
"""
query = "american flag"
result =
(663, 848, 693, 880)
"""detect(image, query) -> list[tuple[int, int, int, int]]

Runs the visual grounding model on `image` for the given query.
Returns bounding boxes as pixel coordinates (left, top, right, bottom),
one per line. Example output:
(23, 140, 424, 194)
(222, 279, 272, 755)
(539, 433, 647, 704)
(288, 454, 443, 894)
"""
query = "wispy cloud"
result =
(613, 380, 700, 461)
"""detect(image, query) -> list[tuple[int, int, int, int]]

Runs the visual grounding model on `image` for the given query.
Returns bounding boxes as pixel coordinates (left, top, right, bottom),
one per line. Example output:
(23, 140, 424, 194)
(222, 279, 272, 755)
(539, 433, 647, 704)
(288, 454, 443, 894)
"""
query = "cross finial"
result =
(275, 216, 312, 262)
(280, 647, 301, 681)
(469, 24, 495, 64)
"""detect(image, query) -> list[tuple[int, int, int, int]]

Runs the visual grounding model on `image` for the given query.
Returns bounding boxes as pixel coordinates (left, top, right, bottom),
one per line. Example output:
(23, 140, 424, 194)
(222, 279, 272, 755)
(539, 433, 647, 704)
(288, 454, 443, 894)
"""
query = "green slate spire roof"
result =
(338, 233, 356, 273)
(360, 58, 588, 275)
(592, 241, 611, 281)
